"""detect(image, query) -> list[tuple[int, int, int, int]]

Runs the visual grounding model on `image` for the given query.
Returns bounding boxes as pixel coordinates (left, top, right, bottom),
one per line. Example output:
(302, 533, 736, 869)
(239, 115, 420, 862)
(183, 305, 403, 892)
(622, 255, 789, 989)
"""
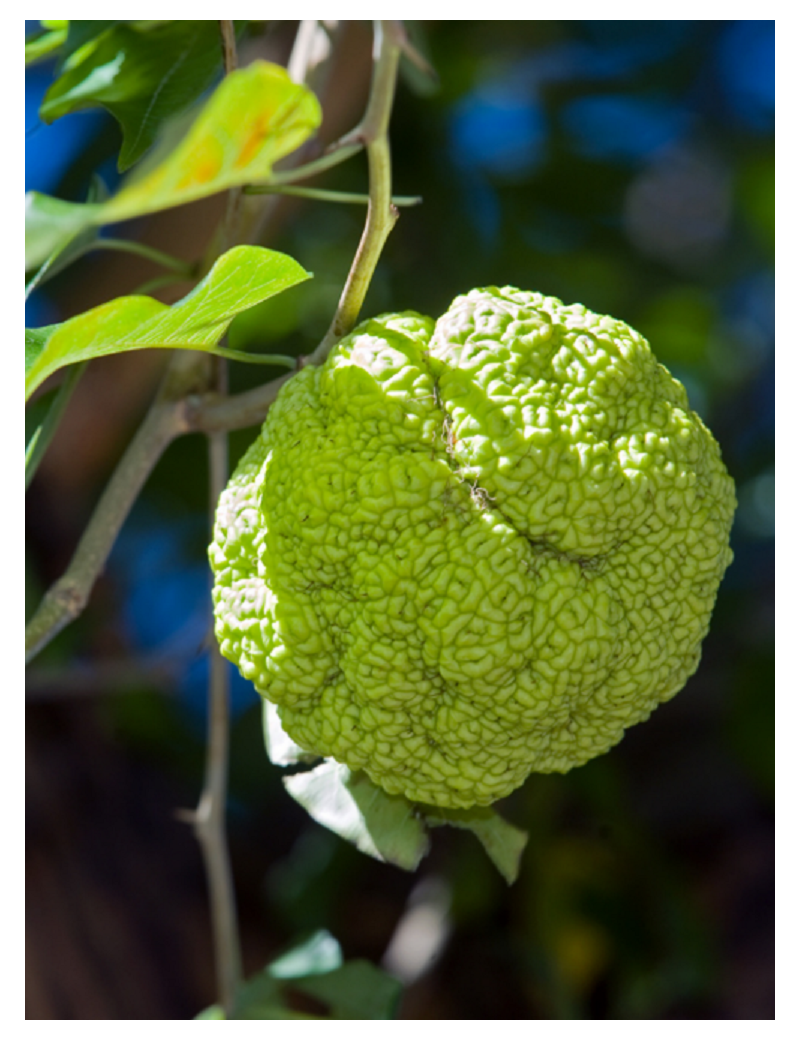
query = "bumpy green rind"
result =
(210, 289, 736, 808)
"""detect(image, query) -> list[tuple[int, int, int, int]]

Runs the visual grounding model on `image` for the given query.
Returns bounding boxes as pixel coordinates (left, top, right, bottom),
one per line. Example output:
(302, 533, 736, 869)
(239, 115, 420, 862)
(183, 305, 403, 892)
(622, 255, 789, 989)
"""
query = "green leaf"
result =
(423, 805, 529, 885)
(25, 386, 57, 466)
(267, 930, 343, 979)
(59, 21, 119, 64)
(25, 363, 86, 489)
(25, 245, 309, 400)
(226, 931, 341, 1019)
(25, 26, 68, 66)
(283, 761, 430, 871)
(229, 932, 401, 1020)
(25, 193, 102, 273)
(194, 1004, 225, 1020)
(40, 22, 234, 172)
(26, 175, 109, 299)
(291, 961, 403, 1020)
(26, 60, 322, 271)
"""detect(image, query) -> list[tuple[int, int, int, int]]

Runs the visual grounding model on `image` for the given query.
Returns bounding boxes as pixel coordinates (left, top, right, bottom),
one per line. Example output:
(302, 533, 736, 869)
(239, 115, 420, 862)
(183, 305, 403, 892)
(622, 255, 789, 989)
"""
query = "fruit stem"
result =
(308, 21, 406, 365)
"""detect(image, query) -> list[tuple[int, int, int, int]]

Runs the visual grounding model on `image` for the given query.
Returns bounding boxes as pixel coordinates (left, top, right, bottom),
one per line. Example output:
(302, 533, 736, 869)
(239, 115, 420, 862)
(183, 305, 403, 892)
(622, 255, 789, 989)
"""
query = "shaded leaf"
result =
(25, 386, 57, 467)
(60, 21, 120, 64)
(25, 363, 86, 489)
(283, 761, 430, 871)
(225, 931, 401, 1020)
(290, 960, 403, 1020)
(25, 245, 309, 400)
(423, 805, 529, 885)
(263, 701, 321, 767)
(231, 930, 344, 1019)
(26, 60, 321, 271)
(41, 22, 234, 172)
(231, 973, 288, 1019)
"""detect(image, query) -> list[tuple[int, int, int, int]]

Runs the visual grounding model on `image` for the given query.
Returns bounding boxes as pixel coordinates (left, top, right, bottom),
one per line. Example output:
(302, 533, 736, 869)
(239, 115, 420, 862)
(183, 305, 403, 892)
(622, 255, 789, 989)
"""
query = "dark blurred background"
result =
(26, 20, 774, 1019)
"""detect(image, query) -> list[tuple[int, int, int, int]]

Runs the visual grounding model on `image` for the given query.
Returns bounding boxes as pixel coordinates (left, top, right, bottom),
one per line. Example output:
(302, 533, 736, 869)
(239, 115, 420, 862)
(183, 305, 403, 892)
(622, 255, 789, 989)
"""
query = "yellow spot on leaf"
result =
(176, 138, 224, 190)
(234, 113, 274, 170)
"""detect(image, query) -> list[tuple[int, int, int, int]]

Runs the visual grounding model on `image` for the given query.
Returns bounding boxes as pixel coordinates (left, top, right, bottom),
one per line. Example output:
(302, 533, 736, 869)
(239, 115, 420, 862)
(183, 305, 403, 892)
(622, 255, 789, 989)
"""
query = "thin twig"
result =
(243, 183, 421, 207)
(24, 392, 190, 664)
(187, 370, 295, 434)
(266, 142, 363, 186)
(194, 355, 242, 1015)
(187, 21, 244, 1018)
(219, 19, 238, 73)
(92, 236, 198, 276)
(218, 20, 242, 253)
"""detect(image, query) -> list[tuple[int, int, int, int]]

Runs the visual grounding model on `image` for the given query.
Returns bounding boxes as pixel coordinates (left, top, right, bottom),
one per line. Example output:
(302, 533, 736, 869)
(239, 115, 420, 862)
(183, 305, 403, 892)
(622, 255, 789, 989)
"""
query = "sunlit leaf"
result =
(103, 60, 321, 220)
(41, 22, 237, 172)
(25, 175, 109, 299)
(263, 701, 320, 767)
(25, 26, 68, 66)
(283, 761, 430, 871)
(25, 60, 322, 271)
(25, 245, 309, 400)
(423, 805, 529, 885)
(25, 193, 102, 272)
(267, 930, 343, 979)
(194, 1004, 225, 1020)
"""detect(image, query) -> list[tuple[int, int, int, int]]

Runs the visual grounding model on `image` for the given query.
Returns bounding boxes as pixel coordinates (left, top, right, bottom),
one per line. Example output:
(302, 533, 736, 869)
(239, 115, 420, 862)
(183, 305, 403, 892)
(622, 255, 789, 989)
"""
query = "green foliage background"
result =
(26, 20, 773, 1019)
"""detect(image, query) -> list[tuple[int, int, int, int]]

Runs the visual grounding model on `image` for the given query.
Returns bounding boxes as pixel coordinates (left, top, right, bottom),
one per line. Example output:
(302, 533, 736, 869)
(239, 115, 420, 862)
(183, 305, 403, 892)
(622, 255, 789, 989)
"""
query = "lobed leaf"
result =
(25, 245, 310, 401)
(25, 60, 323, 271)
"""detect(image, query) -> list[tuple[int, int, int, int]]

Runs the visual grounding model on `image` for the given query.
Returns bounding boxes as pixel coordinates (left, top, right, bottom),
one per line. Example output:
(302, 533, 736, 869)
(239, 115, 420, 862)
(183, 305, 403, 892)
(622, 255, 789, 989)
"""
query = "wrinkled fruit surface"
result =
(211, 288, 736, 808)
